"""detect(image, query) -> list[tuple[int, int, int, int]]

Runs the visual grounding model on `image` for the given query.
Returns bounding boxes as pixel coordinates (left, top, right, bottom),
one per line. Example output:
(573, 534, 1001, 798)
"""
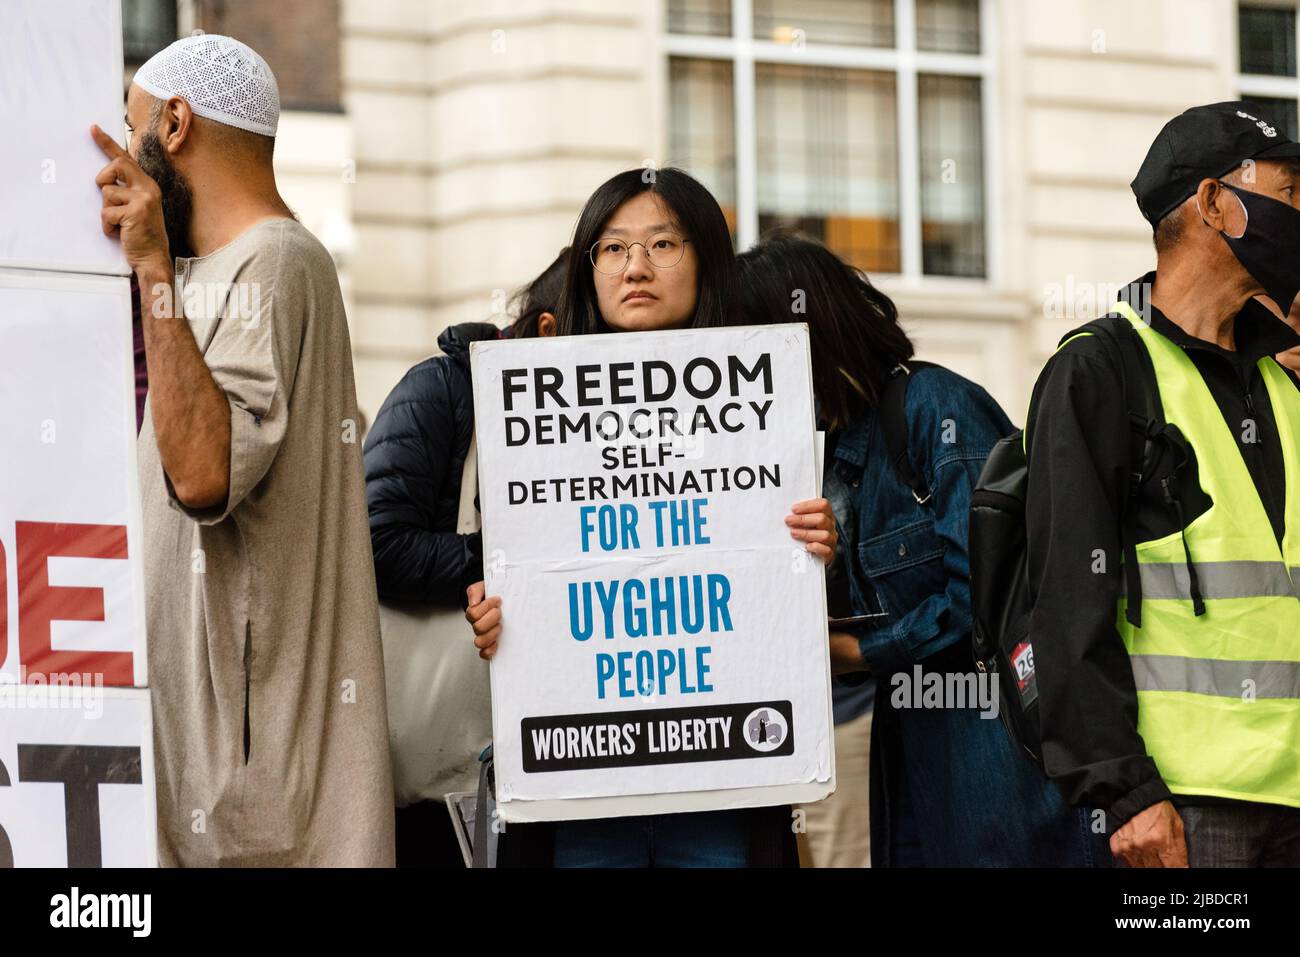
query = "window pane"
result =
(916, 0, 981, 54)
(1239, 5, 1297, 76)
(666, 0, 732, 37)
(1244, 95, 1299, 141)
(918, 74, 985, 278)
(753, 0, 894, 48)
(756, 63, 901, 274)
(122, 0, 178, 64)
(669, 58, 738, 236)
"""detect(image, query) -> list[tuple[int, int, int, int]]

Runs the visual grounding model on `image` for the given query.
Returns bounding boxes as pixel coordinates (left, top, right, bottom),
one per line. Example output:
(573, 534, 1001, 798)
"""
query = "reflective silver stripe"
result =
(1293, 567, 1300, 599)
(1132, 655, 1300, 699)
(1118, 560, 1297, 601)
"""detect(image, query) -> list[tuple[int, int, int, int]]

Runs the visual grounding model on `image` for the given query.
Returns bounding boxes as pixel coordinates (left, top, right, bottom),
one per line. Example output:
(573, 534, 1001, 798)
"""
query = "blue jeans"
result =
(552, 807, 794, 868)
(871, 647, 1111, 868)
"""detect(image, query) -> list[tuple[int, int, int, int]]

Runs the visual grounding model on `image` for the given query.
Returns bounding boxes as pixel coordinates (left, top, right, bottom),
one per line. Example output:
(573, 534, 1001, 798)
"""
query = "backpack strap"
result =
(1068, 314, 1204, 626)
(1093, 317, 1158, 629)
(879, 360, 939, 506)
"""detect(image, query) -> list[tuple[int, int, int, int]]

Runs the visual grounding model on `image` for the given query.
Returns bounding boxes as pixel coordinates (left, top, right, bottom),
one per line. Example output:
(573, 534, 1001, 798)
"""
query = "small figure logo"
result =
(743, 707, 788, 753)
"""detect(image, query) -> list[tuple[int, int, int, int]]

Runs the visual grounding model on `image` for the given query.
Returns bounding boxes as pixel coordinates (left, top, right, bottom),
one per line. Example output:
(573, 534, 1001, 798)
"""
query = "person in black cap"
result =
(1024, 101, 1300, 868)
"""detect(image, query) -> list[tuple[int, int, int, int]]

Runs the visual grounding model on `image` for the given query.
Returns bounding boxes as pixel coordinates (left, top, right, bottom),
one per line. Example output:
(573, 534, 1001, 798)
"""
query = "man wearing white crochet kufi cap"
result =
(92, 35, 395, 867)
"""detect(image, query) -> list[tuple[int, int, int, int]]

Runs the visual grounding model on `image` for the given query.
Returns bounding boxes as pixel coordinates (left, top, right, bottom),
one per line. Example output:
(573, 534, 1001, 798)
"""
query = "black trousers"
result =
(1181, 802, 1300, 867)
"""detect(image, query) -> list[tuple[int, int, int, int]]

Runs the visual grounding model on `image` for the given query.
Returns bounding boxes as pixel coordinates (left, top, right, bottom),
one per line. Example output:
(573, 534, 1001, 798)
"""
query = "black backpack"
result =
(967, 314, 1204, 768)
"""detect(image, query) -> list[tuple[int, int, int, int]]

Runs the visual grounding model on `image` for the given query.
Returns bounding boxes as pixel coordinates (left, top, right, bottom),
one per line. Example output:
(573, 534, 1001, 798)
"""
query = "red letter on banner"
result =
(16, 522, 132, 686)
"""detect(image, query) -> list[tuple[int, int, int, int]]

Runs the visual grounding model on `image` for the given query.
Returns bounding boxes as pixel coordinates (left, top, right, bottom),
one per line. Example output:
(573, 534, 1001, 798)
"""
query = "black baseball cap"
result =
(1131, 101, 1300, 226)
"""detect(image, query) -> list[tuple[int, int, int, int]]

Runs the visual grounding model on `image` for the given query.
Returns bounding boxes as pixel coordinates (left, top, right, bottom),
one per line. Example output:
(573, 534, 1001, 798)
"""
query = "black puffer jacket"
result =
(364, 322, 501, 605)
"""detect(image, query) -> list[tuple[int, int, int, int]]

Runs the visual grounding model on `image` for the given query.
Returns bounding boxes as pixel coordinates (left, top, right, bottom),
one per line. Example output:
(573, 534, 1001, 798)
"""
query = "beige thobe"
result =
(138, 218, 394, 866)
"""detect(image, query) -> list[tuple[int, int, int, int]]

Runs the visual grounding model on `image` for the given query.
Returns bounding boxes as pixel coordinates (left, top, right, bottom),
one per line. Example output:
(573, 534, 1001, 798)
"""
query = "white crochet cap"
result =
(133, 34, 280, 137)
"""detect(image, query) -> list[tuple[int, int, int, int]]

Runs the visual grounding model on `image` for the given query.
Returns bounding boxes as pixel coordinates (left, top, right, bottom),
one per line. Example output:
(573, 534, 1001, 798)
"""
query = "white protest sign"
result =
(0, 0, 129, 276)
(472, 324, 834, 820)
(0, 685, 157, 867)
(0, 271, 147, 689)
(0, 2, 155, 869)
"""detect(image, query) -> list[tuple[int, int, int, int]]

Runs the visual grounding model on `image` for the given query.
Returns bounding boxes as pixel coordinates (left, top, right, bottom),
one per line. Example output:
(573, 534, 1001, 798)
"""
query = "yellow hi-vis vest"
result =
(1108, 300, 1300, 808)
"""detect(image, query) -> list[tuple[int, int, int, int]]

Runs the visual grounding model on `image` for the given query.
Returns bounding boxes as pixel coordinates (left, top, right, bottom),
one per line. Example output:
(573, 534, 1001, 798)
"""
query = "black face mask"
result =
(1215, 182, 1300, 315)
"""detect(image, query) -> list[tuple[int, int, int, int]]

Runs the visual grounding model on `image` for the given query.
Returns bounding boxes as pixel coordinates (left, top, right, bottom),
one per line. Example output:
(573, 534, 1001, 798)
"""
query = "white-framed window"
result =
(663, 0, 997, 284)
(1237, 1, 1300, 140)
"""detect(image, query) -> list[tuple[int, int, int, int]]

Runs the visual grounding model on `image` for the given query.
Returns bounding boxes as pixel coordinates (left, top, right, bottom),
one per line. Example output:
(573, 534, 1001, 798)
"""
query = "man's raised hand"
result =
(91, 124, 171, 277)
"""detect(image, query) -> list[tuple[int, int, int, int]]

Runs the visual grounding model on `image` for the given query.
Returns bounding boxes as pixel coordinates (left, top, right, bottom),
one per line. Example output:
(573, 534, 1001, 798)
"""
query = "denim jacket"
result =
(829, 365, 1014, 672)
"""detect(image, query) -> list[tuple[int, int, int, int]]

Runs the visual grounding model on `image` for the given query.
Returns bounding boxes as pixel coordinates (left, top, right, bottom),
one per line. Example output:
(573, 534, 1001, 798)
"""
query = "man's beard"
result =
(135, 131, 195, 261)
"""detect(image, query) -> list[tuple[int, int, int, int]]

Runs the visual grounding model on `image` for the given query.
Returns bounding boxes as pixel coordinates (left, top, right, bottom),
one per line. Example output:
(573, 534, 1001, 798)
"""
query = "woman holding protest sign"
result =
(737, 231, 1109, 868)
(466, 168, 835, 868)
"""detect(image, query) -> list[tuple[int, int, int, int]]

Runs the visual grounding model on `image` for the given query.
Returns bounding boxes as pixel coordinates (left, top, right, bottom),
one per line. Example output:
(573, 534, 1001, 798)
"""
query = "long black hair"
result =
(507, 247, 569, 338)
(737, 230, 913, 430)
(556, 167, 740, 335)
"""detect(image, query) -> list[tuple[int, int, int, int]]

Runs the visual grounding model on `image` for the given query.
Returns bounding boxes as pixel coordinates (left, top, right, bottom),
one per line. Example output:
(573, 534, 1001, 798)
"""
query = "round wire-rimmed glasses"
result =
(589, 233, 691, 275)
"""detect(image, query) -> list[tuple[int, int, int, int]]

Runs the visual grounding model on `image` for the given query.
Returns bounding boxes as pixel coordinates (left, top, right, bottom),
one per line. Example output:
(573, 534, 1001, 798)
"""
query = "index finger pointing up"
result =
(90, 124, 126, 159)
(90, 126, 145, 186)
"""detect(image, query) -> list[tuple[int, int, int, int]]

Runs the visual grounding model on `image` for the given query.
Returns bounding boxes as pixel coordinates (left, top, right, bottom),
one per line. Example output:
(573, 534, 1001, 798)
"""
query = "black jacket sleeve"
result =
(364, 361, 482, 606)
(1025, 336, 1173, 830)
